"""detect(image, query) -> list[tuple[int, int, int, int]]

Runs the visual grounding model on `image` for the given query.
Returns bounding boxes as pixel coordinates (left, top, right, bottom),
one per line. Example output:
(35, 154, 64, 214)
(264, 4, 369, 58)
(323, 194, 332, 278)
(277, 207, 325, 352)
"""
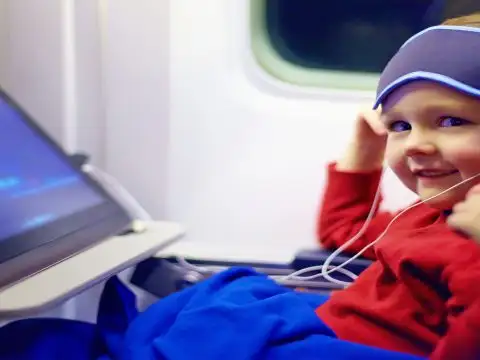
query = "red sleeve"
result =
(430, 300, 480, 360)
(316, 163, 394, 260)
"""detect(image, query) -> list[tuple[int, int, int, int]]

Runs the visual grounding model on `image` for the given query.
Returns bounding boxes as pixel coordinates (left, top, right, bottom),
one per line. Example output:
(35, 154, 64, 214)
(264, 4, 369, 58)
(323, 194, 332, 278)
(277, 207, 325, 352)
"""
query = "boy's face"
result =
(381, 81, 480, 209)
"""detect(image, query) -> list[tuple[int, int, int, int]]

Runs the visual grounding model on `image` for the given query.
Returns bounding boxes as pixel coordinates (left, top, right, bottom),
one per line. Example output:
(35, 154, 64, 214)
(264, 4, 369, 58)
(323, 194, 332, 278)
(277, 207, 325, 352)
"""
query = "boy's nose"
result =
(403, 131, 437, 157)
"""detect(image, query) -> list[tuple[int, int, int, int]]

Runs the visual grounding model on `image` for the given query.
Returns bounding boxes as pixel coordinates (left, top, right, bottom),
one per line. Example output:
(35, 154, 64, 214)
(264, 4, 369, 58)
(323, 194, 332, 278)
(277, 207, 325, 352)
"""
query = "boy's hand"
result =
(448, 184, 480, 243)
(353, 106, 388, 143)
(337, 106, 387, 172)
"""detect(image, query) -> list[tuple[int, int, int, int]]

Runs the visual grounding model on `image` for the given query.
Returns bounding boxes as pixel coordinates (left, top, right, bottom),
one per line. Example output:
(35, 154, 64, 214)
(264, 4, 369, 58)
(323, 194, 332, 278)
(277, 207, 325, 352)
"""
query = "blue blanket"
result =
(0, 267, 426, 360)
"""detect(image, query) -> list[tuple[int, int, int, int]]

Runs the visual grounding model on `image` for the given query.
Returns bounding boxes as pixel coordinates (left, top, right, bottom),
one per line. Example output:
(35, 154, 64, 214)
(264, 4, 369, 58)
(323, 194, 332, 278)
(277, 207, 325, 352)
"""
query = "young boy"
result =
(316, 12, 480, 359)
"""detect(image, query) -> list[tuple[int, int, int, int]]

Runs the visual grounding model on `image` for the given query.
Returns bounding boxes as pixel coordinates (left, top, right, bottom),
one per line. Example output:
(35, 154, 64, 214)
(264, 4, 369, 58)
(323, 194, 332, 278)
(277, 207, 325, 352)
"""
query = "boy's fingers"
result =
(364, 112, 387, 136)
(467, 184, 480, 195)
(451, 202, 464, 215)
(447, 214, 471, 234)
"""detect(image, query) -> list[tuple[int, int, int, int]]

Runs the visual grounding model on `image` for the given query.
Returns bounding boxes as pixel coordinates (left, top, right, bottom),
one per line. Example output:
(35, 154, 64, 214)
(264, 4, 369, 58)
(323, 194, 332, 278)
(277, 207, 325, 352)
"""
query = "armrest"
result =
(291, 248, 373, 277)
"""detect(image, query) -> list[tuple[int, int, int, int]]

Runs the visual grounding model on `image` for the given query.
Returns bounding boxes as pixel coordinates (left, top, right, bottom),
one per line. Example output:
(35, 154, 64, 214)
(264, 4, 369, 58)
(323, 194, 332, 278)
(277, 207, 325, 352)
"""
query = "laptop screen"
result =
(0, 96, 104, 242)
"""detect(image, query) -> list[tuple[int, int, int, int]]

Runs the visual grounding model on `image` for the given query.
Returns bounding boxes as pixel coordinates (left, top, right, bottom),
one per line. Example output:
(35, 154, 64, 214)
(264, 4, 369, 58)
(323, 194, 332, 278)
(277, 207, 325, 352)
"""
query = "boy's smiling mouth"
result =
(412, 169, 459, 178)
(412, 169, 460, 185)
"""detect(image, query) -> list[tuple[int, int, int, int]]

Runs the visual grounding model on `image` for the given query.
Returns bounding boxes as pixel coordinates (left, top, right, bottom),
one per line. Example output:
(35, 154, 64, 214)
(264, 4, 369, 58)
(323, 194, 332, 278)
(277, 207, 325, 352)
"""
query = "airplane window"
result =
(252, 0, 480, 90)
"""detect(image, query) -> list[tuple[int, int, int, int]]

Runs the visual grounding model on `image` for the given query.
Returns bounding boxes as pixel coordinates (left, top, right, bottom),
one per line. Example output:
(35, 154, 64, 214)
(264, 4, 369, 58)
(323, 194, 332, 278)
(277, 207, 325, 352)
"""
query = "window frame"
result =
(250, 0, 382, 92)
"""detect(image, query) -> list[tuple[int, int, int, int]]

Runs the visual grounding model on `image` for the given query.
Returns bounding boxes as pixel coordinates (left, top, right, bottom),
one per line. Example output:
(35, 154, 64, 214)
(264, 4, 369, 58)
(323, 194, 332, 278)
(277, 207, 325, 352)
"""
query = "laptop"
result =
(0, 87, 132, 290)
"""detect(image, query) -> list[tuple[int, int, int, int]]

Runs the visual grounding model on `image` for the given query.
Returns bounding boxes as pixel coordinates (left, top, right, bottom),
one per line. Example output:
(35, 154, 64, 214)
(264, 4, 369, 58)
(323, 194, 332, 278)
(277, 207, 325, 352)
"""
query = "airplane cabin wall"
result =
(136, 0, 416, 248)
(104, 0, 417, 252)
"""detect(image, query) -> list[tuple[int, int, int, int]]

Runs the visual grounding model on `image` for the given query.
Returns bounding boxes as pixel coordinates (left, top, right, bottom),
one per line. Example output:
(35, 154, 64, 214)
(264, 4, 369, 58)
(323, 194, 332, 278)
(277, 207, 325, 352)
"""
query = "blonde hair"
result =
(442, 12, 480, 27)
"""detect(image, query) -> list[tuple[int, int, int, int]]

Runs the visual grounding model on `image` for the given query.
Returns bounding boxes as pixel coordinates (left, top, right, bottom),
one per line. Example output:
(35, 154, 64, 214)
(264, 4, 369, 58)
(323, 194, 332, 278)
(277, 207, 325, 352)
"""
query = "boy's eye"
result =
(388, 120, 411, 132)
(438, 117, 470, 127)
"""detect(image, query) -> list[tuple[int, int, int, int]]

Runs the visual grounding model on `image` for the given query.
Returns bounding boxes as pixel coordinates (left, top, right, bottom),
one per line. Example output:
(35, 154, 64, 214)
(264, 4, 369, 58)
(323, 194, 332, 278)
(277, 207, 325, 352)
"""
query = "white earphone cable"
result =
(280, 172, 480, 286)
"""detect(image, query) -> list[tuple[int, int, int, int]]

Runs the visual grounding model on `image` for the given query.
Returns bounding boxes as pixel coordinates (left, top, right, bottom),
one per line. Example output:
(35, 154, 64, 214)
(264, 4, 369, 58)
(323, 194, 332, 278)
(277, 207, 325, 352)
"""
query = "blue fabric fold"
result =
(0, 275, 136, 360)
(0, 267, 426, 360)
(122, 267, 425, 360)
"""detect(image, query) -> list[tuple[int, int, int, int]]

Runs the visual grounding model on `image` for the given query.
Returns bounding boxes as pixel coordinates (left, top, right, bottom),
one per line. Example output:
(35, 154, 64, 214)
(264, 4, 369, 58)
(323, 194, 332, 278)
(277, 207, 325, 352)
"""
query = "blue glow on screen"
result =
(0, 97, 104, 241)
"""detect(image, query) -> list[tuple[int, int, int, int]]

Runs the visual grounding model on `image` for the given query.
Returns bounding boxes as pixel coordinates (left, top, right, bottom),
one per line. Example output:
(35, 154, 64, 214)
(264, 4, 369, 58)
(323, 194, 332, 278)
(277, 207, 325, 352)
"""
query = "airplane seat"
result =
(130, 247, 373, 298)
(292, 247, 372, 274)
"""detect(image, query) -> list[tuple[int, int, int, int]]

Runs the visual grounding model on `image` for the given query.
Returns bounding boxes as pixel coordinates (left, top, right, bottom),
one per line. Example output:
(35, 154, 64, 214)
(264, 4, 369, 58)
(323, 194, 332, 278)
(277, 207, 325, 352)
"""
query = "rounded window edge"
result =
(249, 0, 381, 93)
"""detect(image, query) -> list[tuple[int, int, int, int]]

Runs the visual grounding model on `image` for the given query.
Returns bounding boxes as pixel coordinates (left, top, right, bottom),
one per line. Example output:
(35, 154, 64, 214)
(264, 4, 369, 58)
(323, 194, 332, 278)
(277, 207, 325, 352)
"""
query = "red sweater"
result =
(315, 163, 480, 358)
